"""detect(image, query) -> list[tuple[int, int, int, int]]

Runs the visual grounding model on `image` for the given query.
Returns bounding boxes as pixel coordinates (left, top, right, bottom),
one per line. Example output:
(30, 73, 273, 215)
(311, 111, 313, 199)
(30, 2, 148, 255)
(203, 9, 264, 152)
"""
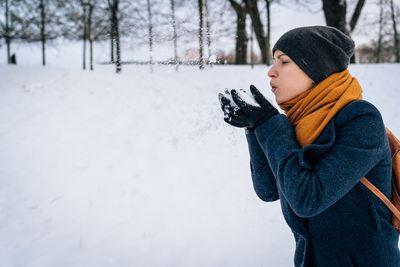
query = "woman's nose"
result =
(268, 65, 277, 78)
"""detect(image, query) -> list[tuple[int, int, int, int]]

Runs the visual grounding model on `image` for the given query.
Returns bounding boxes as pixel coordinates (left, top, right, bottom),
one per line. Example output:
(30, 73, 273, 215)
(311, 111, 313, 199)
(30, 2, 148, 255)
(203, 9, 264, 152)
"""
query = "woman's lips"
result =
(270, 82, 277, 93)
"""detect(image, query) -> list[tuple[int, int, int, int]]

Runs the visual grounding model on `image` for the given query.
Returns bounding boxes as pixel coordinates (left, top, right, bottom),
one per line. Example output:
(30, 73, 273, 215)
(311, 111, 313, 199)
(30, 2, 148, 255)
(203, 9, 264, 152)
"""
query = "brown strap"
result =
(360, 177, 400, 221)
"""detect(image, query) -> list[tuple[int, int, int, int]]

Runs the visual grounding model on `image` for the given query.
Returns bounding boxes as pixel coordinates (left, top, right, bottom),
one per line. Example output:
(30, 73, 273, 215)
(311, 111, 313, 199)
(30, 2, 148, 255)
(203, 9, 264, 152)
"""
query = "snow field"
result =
(0, 63, 399, 266)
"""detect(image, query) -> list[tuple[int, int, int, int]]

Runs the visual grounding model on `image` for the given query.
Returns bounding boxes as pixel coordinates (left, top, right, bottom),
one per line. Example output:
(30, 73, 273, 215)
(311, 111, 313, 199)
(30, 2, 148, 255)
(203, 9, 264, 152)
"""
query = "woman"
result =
(219, 26, 400, 266)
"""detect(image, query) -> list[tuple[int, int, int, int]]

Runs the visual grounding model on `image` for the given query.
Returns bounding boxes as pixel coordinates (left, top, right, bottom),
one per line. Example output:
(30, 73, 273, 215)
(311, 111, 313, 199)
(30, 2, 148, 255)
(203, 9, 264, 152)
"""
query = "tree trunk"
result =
(88, 1, 94, 70)
(204, 0, 212, 67)
(170, 0, 178, 71)
(198, 0, 204, 69)
(39, 0, 46, 66)
(322, 0, 348, 34)
(5, 0, 10, 64)
(113, 1, 121, 73)
(246, 0, 267, 64)
(146, 0, 154, 73)
(108, 0, 121, 73)
(376, 0, 384, 63)
(236, 9, 247, 64)
(389, 0, 399, 62)
(228, 0, 248, 65)
(250, 20, 254, 68)
(82, 5, 87, 70)
(110, 14, 114, 63)
(265, 0, 271, 65)
(322, 0, 365, 63)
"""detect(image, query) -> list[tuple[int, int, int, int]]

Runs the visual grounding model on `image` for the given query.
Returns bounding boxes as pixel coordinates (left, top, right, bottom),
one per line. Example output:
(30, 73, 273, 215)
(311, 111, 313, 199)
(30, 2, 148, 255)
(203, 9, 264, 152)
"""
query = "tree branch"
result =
(227, 0, 242, 13)
(349, 0, 365, 33)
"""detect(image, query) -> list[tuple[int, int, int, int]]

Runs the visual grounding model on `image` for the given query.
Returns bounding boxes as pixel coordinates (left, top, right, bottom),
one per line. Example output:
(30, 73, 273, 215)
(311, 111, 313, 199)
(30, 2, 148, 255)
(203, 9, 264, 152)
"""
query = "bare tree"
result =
(246, 0, 267, 64)
(198, 0, 204, 69)
(265, 0, 272, 65)
(39, 0, 46, 65)
(356, 0, 399, 63)
(322, 0, 347, 34)
(170, 0, 178, 70)
(322, 0, 365, 62)
(1, 0, 56, 65)
(109, 4, 114, 63)
(204, 0, 212, 66)
(146, 0, 153, 72)
(108, 0, 121, 73)
(78, 0, 95, 70)
(88, 0, 94, 70)
(389, 0, 399, 62)
(1, 0, 11, 63)
(61, 0, 107, 69)
(376, 0, 384, 63)
(228, 0, 248, 64)
(80, 0, 88, 69)
(250, 20, 254, 68)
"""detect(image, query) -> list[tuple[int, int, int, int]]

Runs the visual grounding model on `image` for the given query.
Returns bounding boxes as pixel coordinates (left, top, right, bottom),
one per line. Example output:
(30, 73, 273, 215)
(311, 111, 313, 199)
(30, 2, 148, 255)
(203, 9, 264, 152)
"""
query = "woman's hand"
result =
(218, 92, 248, 128)
(231, 85, 279, 130)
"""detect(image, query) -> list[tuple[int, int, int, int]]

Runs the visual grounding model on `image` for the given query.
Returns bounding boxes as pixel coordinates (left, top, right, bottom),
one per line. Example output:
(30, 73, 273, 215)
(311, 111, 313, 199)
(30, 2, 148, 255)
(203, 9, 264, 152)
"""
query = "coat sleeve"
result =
(245, 129, 279, 202)
(253, 101, 389, 218)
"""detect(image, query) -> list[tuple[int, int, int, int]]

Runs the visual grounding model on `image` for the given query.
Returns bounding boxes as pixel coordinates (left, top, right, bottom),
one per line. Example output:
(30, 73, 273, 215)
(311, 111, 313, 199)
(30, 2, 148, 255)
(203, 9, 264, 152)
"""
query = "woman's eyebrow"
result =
(273, 54, 287, 61)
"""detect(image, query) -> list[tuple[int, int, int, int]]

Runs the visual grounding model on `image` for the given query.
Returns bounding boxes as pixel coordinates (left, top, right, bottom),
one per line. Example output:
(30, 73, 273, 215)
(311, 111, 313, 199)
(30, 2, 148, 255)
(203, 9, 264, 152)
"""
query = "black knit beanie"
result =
(272, 26, 355, 84)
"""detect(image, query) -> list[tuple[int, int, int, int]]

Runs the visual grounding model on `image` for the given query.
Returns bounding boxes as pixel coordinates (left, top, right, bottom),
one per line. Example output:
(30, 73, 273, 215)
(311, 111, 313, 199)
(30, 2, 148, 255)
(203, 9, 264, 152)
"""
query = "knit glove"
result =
(231, 85, 279, 130)
(218, 90, 248, 128)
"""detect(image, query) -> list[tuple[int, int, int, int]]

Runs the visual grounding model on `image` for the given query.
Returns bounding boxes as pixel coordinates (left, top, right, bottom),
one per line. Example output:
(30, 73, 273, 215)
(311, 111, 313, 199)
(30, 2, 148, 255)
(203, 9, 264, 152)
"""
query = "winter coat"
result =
(246, 99, 400, 267)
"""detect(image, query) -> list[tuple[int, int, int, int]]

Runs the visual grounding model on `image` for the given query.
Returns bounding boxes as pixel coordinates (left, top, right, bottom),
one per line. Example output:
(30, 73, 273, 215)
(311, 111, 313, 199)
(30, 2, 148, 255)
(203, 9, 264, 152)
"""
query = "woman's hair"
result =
(272, 26, 355, 83)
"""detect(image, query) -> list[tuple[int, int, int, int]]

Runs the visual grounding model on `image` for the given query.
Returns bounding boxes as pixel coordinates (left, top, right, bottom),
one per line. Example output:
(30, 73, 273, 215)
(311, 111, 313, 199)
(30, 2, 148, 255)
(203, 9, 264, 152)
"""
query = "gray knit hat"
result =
(272, 26, 355, 83)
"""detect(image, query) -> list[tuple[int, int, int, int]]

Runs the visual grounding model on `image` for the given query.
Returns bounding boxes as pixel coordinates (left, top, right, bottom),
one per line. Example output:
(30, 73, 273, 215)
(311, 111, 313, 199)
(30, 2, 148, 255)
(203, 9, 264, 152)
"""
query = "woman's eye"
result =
(282, 61, 289, 64)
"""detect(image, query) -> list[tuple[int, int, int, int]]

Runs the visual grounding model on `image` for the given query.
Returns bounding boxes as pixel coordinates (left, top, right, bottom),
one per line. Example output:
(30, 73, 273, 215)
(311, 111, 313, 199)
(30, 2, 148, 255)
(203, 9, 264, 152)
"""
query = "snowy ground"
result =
(1, 63, 399, 267)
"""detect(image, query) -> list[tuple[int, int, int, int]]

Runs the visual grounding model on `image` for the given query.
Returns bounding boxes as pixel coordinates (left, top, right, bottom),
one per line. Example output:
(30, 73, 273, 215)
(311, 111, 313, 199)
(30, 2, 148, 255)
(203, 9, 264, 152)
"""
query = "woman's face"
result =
(268, 50, 315, 104)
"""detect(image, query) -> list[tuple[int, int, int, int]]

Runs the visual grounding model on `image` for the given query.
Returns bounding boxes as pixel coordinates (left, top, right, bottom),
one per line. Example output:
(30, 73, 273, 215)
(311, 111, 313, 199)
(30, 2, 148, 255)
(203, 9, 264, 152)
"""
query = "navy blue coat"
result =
(246, 100, 400, 266)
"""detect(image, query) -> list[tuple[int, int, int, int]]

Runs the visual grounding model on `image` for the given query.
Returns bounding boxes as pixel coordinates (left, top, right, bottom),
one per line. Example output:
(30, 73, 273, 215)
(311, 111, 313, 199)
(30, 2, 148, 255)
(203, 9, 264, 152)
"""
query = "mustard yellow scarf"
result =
(278, 70, 363, 147)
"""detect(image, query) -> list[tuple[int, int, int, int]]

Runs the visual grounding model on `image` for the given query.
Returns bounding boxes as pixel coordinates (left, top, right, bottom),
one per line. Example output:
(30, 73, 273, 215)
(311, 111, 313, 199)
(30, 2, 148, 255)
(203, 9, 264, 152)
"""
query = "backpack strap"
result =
(361, 177, 400, 221)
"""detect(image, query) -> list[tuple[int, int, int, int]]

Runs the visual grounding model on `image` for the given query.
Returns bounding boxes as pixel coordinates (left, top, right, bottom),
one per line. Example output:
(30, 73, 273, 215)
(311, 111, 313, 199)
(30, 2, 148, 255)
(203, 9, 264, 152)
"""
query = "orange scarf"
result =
(278, 70, 363, 147)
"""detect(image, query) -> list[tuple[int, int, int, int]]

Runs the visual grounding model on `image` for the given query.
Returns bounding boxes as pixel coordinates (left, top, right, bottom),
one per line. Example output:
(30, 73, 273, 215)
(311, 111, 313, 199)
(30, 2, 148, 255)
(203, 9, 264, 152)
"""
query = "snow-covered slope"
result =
(1, 63, 399, 267)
